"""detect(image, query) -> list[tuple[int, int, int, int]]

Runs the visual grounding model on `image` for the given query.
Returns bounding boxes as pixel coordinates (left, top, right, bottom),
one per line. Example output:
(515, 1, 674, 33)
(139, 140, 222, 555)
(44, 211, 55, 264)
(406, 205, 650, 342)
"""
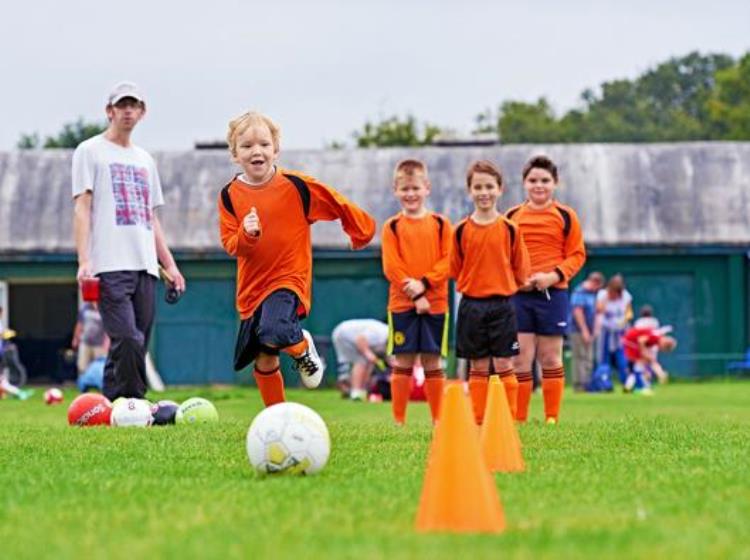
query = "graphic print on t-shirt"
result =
(109, 163, 152, 229)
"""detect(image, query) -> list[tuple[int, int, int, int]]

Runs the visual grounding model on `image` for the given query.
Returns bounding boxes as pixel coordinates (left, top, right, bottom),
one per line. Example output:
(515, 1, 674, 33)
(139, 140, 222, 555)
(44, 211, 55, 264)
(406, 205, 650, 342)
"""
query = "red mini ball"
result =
(67, 393, 112, 427)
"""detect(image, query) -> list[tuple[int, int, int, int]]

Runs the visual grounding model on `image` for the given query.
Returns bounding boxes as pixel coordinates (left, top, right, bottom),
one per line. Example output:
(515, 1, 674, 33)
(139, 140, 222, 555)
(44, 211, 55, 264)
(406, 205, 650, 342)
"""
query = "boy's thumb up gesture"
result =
(243, 207, 261, 237)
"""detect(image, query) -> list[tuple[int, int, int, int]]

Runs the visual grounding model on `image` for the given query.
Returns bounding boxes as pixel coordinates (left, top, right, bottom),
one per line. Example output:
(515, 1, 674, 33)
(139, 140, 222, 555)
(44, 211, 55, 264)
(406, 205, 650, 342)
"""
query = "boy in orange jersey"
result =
(450, 160, 530, 425)
(506, 155, 586, 424)
(381, 159, 452, 425)
(218, 111, 376, 406)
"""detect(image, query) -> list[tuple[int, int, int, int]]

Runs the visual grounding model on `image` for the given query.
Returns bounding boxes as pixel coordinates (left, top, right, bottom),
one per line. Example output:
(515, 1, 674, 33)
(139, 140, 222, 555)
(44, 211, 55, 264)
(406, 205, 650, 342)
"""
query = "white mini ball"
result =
(246, 402, 330, 475)
(110, 398, 153, 427)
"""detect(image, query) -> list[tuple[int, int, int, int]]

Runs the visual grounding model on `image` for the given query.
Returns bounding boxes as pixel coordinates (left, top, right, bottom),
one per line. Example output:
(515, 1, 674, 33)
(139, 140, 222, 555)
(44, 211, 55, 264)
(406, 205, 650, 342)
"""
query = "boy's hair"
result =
(522, 155, 559, 181)
(226, 111, 281, 156)
(465, 160, 504, 189)
(393, 159, 428, 182)
(639, 304, 654, 317)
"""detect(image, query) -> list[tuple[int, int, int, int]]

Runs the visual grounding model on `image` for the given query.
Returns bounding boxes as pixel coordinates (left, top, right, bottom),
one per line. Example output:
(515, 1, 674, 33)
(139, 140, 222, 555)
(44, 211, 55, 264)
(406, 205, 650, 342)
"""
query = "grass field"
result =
(1, 382, 749, 560)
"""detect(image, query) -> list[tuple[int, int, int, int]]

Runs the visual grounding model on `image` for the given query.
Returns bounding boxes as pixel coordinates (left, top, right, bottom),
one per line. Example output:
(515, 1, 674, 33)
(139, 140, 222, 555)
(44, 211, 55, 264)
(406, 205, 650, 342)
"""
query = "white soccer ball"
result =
(110, 398, 153, 428)
(246, 402, 330, 475)
(44, 388, 64, 405)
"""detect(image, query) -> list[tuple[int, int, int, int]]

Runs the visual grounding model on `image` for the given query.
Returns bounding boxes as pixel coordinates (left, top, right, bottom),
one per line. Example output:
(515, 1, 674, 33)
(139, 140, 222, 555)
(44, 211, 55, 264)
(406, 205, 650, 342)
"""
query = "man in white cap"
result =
(72, 81, 186, 401)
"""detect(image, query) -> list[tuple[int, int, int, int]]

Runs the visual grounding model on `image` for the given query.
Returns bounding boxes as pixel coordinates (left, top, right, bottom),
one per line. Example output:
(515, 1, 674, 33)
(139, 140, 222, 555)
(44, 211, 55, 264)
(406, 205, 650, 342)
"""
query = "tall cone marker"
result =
(415, 384, 505, 533)
(480, 377, 525, 473)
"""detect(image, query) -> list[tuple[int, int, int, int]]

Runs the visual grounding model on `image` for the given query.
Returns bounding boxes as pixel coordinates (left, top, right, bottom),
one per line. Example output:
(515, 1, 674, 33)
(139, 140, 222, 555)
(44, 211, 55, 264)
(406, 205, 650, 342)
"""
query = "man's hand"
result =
(415, 295, 431, 315)
(402, 278, 425, 300)
(581, 329, 593, 345)
(77, 262, 93, 285)
(243, 207, 261, 237)
(162, 264, 187, 293)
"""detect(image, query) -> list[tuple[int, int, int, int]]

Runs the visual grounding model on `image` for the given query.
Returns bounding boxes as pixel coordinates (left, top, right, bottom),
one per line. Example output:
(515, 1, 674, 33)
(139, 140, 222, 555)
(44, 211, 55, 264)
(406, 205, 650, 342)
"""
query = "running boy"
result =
(450, 160, 530, 425)
(219, 111, 376, 406)
(507, 155, 586, 424)
(382, 159, 452, 424)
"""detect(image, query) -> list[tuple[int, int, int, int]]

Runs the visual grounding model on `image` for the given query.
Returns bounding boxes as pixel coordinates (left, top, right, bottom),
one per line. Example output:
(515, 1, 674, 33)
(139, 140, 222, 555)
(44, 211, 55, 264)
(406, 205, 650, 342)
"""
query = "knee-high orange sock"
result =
(497, 368, 519, 419)
(516, 370, 533, 422)
(390, 367, 412, 425)
(468, 371, 490, 425)
(423, 369, 445, 423)
(542, 366, 565, 421)
(253, 367, 285, 406)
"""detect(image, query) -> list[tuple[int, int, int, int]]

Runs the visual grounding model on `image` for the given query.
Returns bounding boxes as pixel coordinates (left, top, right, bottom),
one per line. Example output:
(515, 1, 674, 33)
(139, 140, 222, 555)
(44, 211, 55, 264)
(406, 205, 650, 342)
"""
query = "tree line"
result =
(18, 50, 750, 149)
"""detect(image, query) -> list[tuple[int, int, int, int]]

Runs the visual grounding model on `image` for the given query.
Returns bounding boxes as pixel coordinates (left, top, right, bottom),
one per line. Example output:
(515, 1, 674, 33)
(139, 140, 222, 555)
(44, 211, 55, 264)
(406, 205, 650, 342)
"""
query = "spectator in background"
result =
(72, 302, 110, 376)
(332, 319, 389, 401)
(595, 274, 633, 385)
(569, 271, 605, 391)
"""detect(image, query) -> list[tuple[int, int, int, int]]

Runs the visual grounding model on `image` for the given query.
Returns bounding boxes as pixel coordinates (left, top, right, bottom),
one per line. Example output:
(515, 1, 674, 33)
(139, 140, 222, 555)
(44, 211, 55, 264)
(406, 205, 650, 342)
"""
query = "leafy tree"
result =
(497, 99, 562, 143)
(18, 118, 107, 150)
(707, 53, 750, 139)
(353, 115, 442, 147)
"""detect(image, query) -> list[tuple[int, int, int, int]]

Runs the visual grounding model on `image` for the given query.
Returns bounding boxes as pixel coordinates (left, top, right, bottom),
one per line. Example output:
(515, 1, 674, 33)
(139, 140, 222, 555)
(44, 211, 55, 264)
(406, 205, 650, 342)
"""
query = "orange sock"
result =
(423, 369, 445, 423)
(496, 368, 519, 419)
(390, 367, 412, 425)
(283, 338, 308, 358)
(542, 366, 565, 421)
(253, 367, 285, 406)
(468, 371, 490, 425)
(515, 370, 533, 422)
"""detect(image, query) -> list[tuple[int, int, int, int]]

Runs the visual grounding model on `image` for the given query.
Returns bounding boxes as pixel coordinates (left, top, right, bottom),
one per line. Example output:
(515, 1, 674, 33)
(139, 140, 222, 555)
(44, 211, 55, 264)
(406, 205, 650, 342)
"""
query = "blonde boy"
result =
(381, 159, 452, 424)
(218, 111, 376, 406)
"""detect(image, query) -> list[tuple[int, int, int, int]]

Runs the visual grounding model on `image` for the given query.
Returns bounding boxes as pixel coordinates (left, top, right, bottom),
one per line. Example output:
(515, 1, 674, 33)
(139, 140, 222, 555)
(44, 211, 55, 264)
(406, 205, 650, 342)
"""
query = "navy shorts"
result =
(234, 289, 304, 371)
(456, 296, 519, 359)
(387, 310, 448, 357)
(512, 288, 569, 336)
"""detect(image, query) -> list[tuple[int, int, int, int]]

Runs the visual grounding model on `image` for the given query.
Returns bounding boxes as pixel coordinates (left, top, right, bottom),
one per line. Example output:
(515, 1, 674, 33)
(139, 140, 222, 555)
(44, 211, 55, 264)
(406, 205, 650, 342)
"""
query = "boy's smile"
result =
(394, 173, 430, 216)
(469, 172, 502, 212)
(523, 167, 557, 207)
(233, 124, 279, 184)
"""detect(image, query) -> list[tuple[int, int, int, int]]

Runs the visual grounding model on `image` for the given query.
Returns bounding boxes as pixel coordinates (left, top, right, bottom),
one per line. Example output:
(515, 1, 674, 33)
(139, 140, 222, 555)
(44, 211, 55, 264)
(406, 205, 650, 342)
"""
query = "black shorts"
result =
(233, 289, 304, 371)
(387, 310, 448, 357)
(456, 295, 520, 360)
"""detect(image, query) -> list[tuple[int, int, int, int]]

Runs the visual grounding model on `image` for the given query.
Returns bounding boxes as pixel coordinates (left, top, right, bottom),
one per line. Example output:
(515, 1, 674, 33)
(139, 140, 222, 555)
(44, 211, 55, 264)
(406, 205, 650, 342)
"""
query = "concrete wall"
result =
(2, 142, 750, 253)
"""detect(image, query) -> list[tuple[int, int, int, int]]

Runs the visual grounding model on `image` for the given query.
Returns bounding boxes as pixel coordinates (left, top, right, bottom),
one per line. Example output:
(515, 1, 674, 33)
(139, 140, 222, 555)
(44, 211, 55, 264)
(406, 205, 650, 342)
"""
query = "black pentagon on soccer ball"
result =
(152, 403, 179, 425)
(165, 287, 182, 305)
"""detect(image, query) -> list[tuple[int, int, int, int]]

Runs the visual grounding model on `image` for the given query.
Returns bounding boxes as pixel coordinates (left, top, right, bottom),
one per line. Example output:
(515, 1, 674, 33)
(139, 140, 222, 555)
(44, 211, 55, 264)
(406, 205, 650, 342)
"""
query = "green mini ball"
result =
(175, 397, 219, 425)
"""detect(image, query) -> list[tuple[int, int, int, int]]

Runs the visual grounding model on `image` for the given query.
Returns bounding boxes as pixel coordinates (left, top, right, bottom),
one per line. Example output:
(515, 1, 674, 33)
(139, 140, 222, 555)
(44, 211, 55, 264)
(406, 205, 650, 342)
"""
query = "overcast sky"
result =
(1, 0, 748, 151)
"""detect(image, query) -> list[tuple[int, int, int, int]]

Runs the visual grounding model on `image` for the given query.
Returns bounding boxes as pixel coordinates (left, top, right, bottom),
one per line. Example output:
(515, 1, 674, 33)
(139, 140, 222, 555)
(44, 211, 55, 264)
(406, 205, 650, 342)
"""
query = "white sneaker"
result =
(294, 330, 324, 389)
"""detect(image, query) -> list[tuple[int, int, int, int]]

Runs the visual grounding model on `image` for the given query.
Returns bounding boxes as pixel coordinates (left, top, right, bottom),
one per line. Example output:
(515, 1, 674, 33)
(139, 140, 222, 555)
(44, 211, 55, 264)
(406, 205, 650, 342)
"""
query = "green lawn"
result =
(1, 382, 749, 560)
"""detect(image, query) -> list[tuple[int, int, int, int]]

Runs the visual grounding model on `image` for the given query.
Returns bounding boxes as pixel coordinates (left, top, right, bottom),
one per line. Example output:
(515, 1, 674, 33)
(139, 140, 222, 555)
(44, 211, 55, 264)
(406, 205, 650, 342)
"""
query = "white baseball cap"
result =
(107, 81, 144, 105)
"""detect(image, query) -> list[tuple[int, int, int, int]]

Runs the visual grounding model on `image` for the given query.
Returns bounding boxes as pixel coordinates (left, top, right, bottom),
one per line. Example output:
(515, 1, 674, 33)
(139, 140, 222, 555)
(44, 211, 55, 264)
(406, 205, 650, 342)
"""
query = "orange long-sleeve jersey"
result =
(381, 212, 452, 313)
(218, 168, 376, 319)
(449, 216, 530, 298)
(505, 201, 586, 289)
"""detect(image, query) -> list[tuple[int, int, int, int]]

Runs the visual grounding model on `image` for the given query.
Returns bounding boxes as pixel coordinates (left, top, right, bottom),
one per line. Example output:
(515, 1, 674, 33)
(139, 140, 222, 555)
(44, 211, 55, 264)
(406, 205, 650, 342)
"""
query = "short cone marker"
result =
(415, 384, 505, 533)
(480, 377, 525, 473)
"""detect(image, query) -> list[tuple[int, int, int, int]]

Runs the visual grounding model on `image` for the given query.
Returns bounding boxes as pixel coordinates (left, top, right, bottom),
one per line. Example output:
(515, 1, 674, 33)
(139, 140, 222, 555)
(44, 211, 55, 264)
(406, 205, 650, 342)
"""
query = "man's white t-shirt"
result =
(72, 134, 164, 277)
(596, 289, 633, 331)
(332, 319, 389, 364)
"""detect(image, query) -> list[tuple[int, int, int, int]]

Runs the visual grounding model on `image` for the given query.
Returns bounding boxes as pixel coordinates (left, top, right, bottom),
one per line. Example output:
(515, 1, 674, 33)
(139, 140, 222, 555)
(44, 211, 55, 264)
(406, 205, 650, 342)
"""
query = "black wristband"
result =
(420, 277, 431, 290)
(411, 291, 426, 302)
(554, 268, 565, 283)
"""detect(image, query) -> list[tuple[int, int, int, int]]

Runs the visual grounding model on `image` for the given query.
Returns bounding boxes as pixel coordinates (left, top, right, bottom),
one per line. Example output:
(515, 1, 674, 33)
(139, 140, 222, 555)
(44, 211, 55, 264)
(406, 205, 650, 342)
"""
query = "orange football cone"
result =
(480, 377, 525, 473)
(415, 384, 506, 533)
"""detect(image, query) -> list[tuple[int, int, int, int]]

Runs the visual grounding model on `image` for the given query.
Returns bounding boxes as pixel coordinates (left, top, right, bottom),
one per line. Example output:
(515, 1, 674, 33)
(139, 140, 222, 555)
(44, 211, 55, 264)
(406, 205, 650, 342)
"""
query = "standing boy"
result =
(450, 160, 530, 424)
(381, 160, 452, 424)
(72, 82, 185, 401)
(219, 111, 376, 406)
